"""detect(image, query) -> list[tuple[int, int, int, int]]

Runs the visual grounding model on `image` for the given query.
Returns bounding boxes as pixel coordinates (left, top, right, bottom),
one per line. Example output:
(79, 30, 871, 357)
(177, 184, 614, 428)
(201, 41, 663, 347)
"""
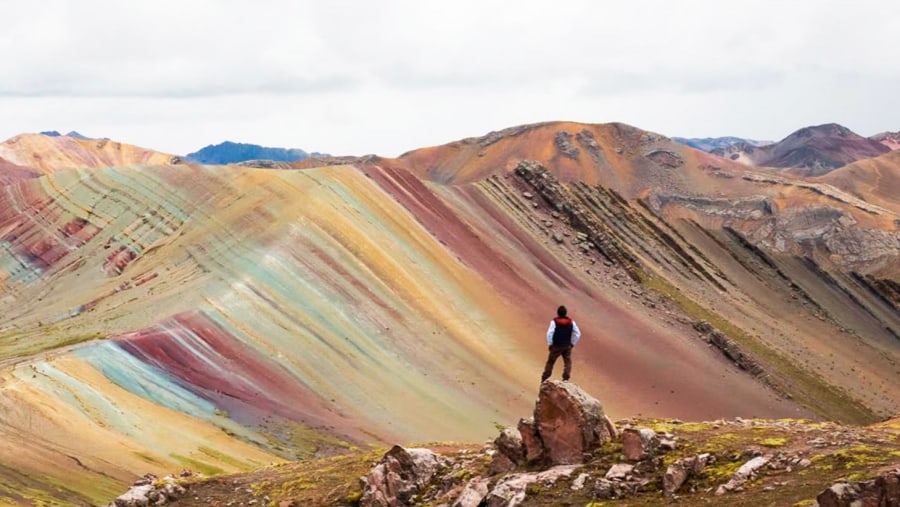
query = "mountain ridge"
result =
(184, 140, 326, 164)
(672, 135, 772, 152)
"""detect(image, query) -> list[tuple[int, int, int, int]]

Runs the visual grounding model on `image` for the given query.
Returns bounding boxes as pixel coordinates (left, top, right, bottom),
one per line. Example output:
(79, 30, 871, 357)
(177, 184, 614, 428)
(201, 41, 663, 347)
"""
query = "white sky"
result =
(2, 0, 898, 157)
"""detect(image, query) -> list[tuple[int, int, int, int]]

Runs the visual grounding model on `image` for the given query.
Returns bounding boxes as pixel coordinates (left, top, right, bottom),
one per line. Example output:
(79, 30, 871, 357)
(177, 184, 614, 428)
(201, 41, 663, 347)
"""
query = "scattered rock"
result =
(485, 466, 580, 507)
(621, 427, 659, 461)
(663, 453, 710, 497)
(715, 455, 770, 495)
(359, 445, 447, 506)
(605, 463, 634, 481)
(571, 473, 589, 491)
(593, 477, 645, 500)
(659, 438, 677, 451)
(452, 477, 490, 507)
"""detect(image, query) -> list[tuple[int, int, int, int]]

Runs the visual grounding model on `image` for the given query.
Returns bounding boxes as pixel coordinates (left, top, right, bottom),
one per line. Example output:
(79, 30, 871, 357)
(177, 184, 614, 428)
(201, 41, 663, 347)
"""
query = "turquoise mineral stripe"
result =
(23, 360, 139, 436)
(76, 341, 217, 417)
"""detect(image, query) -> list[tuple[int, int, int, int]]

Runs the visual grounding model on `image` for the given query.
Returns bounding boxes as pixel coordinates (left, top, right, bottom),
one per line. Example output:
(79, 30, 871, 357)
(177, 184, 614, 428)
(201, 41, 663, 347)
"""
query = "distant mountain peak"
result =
(672, 136, 772, 152)
(184, 141, 321, 164)
(709, 123, 890, 176)
(787, 123, 856, 140)
(39, 130, 92, 140)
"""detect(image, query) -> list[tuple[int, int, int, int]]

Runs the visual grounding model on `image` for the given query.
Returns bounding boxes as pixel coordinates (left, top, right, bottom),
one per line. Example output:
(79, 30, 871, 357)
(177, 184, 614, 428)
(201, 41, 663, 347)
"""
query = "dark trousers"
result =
(541, 345, 573, 382)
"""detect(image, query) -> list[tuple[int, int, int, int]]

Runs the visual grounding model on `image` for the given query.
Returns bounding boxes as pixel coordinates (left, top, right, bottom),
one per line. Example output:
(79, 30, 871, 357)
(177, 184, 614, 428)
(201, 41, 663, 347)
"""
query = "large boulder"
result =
(534, 381, 613, 465)
(360, 445, 447, 507)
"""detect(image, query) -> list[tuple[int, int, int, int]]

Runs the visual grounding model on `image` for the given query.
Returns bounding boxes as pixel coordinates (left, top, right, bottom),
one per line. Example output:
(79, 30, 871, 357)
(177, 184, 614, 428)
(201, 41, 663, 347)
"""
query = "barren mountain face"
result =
(0, 125, 897, 504)
(709, 123, 892, 176)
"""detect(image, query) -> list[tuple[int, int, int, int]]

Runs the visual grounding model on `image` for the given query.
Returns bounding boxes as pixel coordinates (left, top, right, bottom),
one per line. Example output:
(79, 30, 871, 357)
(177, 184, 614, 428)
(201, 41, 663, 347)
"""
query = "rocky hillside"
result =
(871, 131, 900, 151)
(110, 382, 900, 507)
(711, 124, 891, 176)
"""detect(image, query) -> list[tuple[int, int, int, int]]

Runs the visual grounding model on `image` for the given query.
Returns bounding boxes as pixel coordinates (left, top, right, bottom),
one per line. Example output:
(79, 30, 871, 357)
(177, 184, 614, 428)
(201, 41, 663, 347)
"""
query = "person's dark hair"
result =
(557, 305, 567, 317)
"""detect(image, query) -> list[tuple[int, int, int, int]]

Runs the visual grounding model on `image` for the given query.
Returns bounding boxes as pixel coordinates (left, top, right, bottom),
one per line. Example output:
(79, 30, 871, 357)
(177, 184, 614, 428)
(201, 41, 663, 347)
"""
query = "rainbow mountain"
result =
(0, 124, 897, 504)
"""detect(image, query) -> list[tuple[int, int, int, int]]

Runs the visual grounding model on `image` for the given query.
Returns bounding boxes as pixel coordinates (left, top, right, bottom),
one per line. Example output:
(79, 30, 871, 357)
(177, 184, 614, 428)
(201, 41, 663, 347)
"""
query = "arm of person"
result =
(572, 321, 581, 346)
(546, 321, 555, 346)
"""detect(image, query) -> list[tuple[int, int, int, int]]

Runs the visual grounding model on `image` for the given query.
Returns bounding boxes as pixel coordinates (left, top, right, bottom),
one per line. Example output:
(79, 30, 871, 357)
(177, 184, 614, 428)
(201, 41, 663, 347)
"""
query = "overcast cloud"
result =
(1, 0, 898, 156)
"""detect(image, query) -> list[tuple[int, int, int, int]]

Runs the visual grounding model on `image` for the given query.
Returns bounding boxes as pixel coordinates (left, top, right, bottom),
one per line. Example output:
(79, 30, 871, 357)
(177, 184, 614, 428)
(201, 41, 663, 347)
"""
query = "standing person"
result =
(541, 305, 581, 382)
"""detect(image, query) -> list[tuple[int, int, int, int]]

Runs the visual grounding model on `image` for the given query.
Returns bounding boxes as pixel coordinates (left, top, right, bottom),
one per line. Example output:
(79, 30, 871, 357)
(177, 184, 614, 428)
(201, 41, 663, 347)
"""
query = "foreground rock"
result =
(359, 445, 447, 506)
(534, 381, 615, 465)
(485, 466, 580, 507)
(110, 472, 191, 507)
(715, 455, 770, 495)
(817, 469, 900, 506)
(494, 381, 615, 469)
(621, 427, 659, 461)
(664, 453, 711, 497)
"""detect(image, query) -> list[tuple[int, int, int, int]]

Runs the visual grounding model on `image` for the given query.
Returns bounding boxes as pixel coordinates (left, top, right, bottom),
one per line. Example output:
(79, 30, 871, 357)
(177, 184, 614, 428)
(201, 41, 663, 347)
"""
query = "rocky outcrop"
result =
(534, 381, 614, 465)
(492, 382, 614, 468)
(691, 320, 790, 397)
(817, 469, 900, 506)
(352, 415, 897, 506)
(359, 445, 447, 507)
(645, 149, 684, 168)
(109, 473, 190, 507)
(554, 131, 580, 160)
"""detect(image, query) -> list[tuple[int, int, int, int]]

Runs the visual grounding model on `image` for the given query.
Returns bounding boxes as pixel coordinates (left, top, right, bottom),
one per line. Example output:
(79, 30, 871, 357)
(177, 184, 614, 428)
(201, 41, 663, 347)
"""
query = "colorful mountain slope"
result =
(0, 156, 40, 187)
(0, 162, 811, 503)
(816, 149, 900, 214)
(0, 122, 898, 503)
(711, 123, 891, 176)
(0, 133, 179, 175)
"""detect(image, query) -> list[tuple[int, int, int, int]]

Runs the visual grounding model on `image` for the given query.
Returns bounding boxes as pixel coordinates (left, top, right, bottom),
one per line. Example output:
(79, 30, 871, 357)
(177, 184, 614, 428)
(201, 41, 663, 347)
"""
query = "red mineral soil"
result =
(0, 156, 40, 186)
